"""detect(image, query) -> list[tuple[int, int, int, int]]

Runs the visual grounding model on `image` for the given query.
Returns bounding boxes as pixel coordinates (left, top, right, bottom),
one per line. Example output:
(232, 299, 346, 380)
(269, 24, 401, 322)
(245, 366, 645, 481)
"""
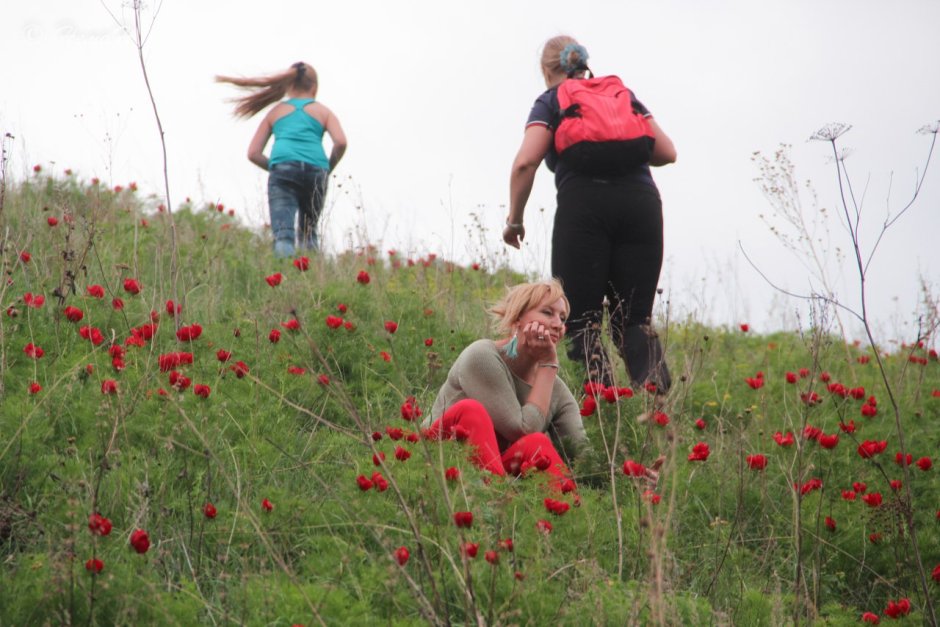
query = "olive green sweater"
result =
(422, 340, 587, 455)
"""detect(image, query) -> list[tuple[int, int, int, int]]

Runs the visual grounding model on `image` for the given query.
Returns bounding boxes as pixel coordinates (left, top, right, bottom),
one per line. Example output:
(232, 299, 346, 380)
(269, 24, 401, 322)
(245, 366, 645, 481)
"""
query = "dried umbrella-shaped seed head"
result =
(809, 122, 852, 142)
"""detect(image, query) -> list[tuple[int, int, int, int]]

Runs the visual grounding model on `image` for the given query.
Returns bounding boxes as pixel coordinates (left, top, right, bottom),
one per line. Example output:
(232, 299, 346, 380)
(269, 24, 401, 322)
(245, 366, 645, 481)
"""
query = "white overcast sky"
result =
(2, 0, 939, 344)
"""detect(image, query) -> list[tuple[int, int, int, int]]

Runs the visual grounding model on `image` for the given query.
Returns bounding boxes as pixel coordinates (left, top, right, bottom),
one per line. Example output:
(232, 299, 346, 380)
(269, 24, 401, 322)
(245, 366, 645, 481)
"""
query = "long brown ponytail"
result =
(216, 62, 318, 118)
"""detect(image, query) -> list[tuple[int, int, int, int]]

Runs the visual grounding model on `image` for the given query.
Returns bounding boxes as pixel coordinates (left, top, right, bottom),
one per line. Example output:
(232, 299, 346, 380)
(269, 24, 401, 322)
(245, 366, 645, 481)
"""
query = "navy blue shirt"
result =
(525, 84, 657, 190)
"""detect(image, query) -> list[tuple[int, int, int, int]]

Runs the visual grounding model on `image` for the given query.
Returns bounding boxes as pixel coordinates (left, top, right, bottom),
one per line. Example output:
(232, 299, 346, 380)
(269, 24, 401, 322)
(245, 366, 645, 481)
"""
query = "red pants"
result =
(427, 399, 574, 491)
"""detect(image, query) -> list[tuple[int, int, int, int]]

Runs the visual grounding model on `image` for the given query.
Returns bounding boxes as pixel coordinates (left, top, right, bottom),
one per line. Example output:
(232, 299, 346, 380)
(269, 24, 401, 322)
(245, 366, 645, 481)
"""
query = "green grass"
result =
(1, 172, 938, 625)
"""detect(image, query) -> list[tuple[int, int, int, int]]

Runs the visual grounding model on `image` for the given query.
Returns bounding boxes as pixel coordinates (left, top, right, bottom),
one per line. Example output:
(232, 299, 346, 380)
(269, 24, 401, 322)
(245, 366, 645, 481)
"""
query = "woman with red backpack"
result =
(503, 35, 677, 393)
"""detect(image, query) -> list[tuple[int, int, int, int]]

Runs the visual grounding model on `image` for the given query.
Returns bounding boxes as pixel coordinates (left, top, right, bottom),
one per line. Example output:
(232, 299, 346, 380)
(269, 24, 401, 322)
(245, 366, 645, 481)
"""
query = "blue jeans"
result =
(267, 161, 328, 257)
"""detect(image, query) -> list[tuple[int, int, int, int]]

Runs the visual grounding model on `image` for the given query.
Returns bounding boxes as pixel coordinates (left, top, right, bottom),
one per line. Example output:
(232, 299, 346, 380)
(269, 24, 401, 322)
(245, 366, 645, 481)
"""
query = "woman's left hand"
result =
(502, 223, 525, 249)
(517, 319, 559, 362)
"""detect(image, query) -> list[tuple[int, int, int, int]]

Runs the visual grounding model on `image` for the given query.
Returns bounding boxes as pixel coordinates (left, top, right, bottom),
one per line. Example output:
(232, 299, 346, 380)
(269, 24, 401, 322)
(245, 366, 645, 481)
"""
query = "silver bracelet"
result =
(505, 220, 524, 228)
(538, 362, 560, 369)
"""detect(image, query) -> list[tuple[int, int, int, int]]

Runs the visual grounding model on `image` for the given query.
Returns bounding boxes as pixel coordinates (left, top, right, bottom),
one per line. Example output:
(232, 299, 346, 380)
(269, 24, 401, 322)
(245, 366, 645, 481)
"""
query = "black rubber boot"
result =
(618, 324, 672, 392)
(566, 320, 615, 388)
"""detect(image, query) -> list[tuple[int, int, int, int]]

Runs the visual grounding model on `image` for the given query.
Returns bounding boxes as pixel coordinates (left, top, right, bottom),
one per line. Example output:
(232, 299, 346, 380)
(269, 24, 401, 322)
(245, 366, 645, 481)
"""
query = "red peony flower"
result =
(890, 479, 903, 492)
(862, 492, 882, 507)
(932, 563, 940, 583)
(380, 351, 391, 362)
(337, 303, 348, 313)
(384, 320, 398, 334)
(853, 481, 867, 493)
(800, 391, 822, 406)
(111, 297, 124, 310)
(424, 337, 434, 347)
(385, 427, 404, 440)
(895, 452, 913, 466)
(19, 250, 31, 263)
(317, 374, 330, 386)
(818, 433, 839, 449)
(484, 550, 499, 564)
(23, 343, 45, 359)
(287, 365, 306, 375)
(293, 256, 310, 271)
(394, 546, 409, 566)
(785, 371, 797, 384)
(24, 293, 45, 308)
(849, 386, 866, 400)
(203, 502, 217, 519)
(739, 323, 749, 332)
(746, 454, 767, 470)
(643, 489, 661, 504)
(129, 529, 150, 554)
(371, 472, 389, 492)
(261, 498, 274, 512)
(445, 467, 460, 481)
(394, 445, 411, 462)
(231, 362, 249, 379)
(47, 216, 58, 227)
(265, 273, 283, 287)
(579, 396, 597, 417)
(269, 329, 281, 344)
(453, 511, 473, 528)
(356, 475, 374, 491)
(169, 371, 191, 391)
(216, 349, 232, 362)
(86, 284, 105, 299)
(457, 542, 478, 558)
(123, 278, 141, 295)
(101, 380, 118, 395)
(824, 516, 836, 532)
(326, 315, 344, 329)
(544, 498, 570, 516)
(536, 519, 553, 535)
(176, 323, 203, 342)
(695, 418, 707, 430)
(281, 319, 300, 331)
(373, 452, 386, 466)
(623, 460, 647, 477)
(88, 513, 113, 536)
(916, 456, 932, 471)
(400, 396, 422, 420)
(166, 300, 182, 315)
(29, 381, 42, 394)
(745, 375, 764, 390)
(356, 270, 370, 285)
(841, 490, 856, 501)
(193, 384, 211, 399)
(839, 420, 857, 433)
(85, 558, 104, 574)
(798, 478, 822, 496)
(857, 440, 887, 459)
(883, 598, 911, 619)
(688, 442, 710, 462)
(860, 402, 877, 417)
(861, 612, 880, 624)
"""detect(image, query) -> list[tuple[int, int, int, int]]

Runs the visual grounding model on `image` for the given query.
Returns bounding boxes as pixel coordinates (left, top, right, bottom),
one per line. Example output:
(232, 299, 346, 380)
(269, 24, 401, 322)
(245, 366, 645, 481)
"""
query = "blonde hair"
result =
(489, 279, 570, 337)
(216, 62, 318, 118)
(540, 35, 588, 84)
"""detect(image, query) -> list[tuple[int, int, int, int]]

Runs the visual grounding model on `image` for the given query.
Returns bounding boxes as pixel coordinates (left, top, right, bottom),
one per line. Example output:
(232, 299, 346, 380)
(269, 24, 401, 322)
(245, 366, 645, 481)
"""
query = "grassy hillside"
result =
(1, 171, 938, 625)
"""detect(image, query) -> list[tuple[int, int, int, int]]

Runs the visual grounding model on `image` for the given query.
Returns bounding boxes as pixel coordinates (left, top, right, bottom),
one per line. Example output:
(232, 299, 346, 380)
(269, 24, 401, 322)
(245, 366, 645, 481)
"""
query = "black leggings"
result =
(551, 178, 671, 390)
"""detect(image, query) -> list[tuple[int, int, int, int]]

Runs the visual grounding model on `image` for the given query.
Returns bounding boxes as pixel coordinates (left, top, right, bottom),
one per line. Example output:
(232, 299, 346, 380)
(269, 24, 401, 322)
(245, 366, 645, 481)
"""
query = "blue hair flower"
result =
(560, 43, 590, 74)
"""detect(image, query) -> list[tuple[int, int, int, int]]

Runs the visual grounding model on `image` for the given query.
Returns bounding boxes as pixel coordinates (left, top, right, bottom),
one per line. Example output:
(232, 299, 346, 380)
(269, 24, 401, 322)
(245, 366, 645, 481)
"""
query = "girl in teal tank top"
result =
(217, 62, 347, 257)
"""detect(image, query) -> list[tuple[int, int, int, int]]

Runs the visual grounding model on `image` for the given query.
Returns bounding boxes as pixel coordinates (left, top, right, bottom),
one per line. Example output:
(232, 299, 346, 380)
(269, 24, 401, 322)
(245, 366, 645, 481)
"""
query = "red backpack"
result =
(554, 75, 655, 175)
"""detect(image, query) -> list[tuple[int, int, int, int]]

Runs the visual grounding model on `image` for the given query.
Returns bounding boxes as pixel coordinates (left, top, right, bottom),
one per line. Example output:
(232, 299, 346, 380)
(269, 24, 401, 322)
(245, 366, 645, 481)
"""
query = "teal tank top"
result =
(269, 98, 330, 169)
